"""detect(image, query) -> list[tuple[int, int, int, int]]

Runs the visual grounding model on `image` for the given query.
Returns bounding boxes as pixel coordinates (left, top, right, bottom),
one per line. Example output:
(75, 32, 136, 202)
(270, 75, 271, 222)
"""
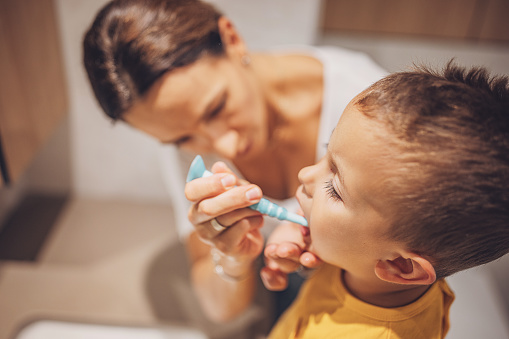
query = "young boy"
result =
(262, 62, 509, 338)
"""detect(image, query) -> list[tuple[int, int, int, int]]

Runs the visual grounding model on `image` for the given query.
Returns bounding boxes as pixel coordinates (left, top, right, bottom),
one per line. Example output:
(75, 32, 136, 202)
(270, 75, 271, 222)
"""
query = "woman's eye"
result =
(207, 95, 227, 121)
(174, 136, 192, 147)
(324, 179, 342, 202)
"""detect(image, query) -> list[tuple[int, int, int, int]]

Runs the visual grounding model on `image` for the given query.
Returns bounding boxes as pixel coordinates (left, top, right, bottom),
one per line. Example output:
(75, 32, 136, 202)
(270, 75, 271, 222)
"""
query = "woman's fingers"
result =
(186, 160, 263, 227)
(195, 210, 262, 243)
(213, 216, 265, 258)
(185, 160, 266, 260)
(198, 185, 262, 217)
(214, 215, 263, 245)
(188, 184, 262, 225)
(210, 161, 235, 175)
(185, 161, 245, 202)
(184, 172, 237, 202)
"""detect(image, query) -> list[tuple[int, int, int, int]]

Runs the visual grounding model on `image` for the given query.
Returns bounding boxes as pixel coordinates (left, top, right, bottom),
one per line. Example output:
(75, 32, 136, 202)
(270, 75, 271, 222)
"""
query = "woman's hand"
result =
(185, 161, 265, 264)
(261, 222, 323, 291)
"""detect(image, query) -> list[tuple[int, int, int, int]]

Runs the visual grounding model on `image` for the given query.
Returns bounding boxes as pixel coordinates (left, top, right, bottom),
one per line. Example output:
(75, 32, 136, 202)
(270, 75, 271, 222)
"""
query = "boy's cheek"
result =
(306, 242, 320, 258)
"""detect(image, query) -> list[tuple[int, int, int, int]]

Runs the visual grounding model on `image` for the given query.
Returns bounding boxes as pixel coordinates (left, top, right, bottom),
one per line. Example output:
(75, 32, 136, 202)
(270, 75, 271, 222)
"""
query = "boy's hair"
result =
(355, 61, 509, 279)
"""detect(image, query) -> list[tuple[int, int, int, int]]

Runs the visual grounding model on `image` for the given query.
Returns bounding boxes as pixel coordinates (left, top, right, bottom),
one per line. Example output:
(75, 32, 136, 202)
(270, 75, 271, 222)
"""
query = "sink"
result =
(15, 320, 209, 339)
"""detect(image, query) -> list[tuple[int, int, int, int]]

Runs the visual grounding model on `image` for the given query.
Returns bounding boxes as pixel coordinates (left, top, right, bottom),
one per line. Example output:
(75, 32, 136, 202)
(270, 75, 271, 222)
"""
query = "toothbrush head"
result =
(186, 155, 208, 182)
(286, 213, 308, 227)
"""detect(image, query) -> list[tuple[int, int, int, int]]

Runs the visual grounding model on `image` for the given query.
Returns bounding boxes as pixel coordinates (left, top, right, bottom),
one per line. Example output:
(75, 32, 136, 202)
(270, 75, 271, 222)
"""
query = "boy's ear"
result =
(374, 253, 436, 285)
(217, 16, 247, 57)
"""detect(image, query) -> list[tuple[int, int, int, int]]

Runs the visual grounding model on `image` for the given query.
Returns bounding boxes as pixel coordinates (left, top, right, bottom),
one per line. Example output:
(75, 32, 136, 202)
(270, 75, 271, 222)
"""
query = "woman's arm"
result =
(187, 232, 259, 322)
(184, 161, 265, 322)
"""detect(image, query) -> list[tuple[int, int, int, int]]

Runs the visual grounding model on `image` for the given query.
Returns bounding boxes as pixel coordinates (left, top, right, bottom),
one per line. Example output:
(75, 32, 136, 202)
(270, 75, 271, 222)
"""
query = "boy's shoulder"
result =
(269, 264, 454, 339)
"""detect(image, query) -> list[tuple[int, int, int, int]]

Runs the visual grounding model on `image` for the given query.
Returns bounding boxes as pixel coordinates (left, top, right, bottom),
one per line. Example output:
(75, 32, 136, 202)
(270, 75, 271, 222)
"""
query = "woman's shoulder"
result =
(263, 45, 376, 65)
(263, 45, 387, 81)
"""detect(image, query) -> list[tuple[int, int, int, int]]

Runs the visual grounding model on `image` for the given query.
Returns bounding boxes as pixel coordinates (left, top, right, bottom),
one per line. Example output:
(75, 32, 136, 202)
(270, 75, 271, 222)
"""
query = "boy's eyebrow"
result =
(326, 150, 345, 189)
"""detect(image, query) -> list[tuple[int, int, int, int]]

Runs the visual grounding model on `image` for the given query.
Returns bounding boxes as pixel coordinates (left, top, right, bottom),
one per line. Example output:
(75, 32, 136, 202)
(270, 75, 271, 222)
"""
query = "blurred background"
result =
(0, 0, 508, 338)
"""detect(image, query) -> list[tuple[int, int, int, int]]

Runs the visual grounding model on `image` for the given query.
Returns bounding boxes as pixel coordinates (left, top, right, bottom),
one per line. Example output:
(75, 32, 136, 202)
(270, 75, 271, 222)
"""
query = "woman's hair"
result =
(83, 0, 224, 121)
(355, 61, 509, 279)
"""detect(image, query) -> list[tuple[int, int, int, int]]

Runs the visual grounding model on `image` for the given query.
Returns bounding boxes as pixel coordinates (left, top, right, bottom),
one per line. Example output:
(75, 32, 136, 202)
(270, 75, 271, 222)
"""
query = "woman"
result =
(83, 0, 386, 327)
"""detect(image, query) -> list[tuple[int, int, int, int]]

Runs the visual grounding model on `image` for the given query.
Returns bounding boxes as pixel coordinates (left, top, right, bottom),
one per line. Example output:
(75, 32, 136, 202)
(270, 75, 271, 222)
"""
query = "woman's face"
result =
(124, 54, 268, 160)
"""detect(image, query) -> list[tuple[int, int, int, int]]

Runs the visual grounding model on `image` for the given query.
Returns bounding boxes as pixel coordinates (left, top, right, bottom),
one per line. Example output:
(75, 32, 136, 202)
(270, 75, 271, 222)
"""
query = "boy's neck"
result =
(342, 270, 432, 308)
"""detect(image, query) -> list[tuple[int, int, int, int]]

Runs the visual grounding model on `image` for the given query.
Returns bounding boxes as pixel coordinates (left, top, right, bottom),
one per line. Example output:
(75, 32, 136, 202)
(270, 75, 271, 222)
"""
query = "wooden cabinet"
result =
(322, 0, 509, 43)
(0, 0, 68, 187)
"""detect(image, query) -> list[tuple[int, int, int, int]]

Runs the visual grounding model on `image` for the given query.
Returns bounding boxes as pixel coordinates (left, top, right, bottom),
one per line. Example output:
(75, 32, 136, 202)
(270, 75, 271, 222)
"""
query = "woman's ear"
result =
(375, 253, 436, 285)
(217, 16, 247, 58)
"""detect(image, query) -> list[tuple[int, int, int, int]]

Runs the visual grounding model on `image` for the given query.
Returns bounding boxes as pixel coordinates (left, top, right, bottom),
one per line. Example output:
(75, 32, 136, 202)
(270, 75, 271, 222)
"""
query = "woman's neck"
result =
(232, 52, 323, 199)
(251, 52, 323, 125)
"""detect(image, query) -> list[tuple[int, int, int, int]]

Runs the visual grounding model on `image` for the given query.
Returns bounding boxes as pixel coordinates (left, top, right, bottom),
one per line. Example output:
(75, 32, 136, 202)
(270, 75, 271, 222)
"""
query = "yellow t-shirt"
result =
(268, 264, 454, 339)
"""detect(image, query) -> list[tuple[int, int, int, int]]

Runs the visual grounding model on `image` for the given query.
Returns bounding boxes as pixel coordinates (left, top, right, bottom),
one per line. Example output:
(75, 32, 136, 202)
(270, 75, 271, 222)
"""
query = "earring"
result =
(241, 54, 251, 66)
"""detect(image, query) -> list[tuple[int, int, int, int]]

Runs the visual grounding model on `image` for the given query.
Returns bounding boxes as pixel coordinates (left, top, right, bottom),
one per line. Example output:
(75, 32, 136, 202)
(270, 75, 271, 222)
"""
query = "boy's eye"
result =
(325, 179, 342, 202)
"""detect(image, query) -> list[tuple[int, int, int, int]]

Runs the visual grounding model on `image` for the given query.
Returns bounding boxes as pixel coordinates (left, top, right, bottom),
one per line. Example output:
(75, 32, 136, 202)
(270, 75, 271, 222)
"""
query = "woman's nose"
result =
(212, 130, 238, 159)
(197, 124, 238, 159)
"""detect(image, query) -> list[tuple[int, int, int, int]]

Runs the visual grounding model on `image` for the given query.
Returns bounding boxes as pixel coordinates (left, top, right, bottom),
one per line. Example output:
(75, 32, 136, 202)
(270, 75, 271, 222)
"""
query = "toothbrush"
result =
(186, 155, 308, 227)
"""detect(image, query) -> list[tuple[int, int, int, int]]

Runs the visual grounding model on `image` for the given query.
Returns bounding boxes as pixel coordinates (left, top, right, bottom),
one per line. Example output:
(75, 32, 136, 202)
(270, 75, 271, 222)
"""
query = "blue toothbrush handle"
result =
(250, 200, 308, 226)
(187, 155, 308, 227)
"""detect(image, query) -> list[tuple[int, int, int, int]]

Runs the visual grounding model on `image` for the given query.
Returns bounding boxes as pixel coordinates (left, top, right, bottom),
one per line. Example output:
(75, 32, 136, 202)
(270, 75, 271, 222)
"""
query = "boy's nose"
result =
(298, 157, 329, 195)
(298, 165, 316, 196)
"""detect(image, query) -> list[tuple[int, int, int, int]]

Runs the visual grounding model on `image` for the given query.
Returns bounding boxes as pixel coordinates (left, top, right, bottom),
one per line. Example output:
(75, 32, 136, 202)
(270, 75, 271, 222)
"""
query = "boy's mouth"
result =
(301, 224, 310, 237)
(295, 185, 310, 227)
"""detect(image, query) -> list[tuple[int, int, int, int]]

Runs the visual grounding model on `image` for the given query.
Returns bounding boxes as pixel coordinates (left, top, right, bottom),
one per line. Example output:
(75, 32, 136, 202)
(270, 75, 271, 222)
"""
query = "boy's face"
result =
(296, 102, 402, 278)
